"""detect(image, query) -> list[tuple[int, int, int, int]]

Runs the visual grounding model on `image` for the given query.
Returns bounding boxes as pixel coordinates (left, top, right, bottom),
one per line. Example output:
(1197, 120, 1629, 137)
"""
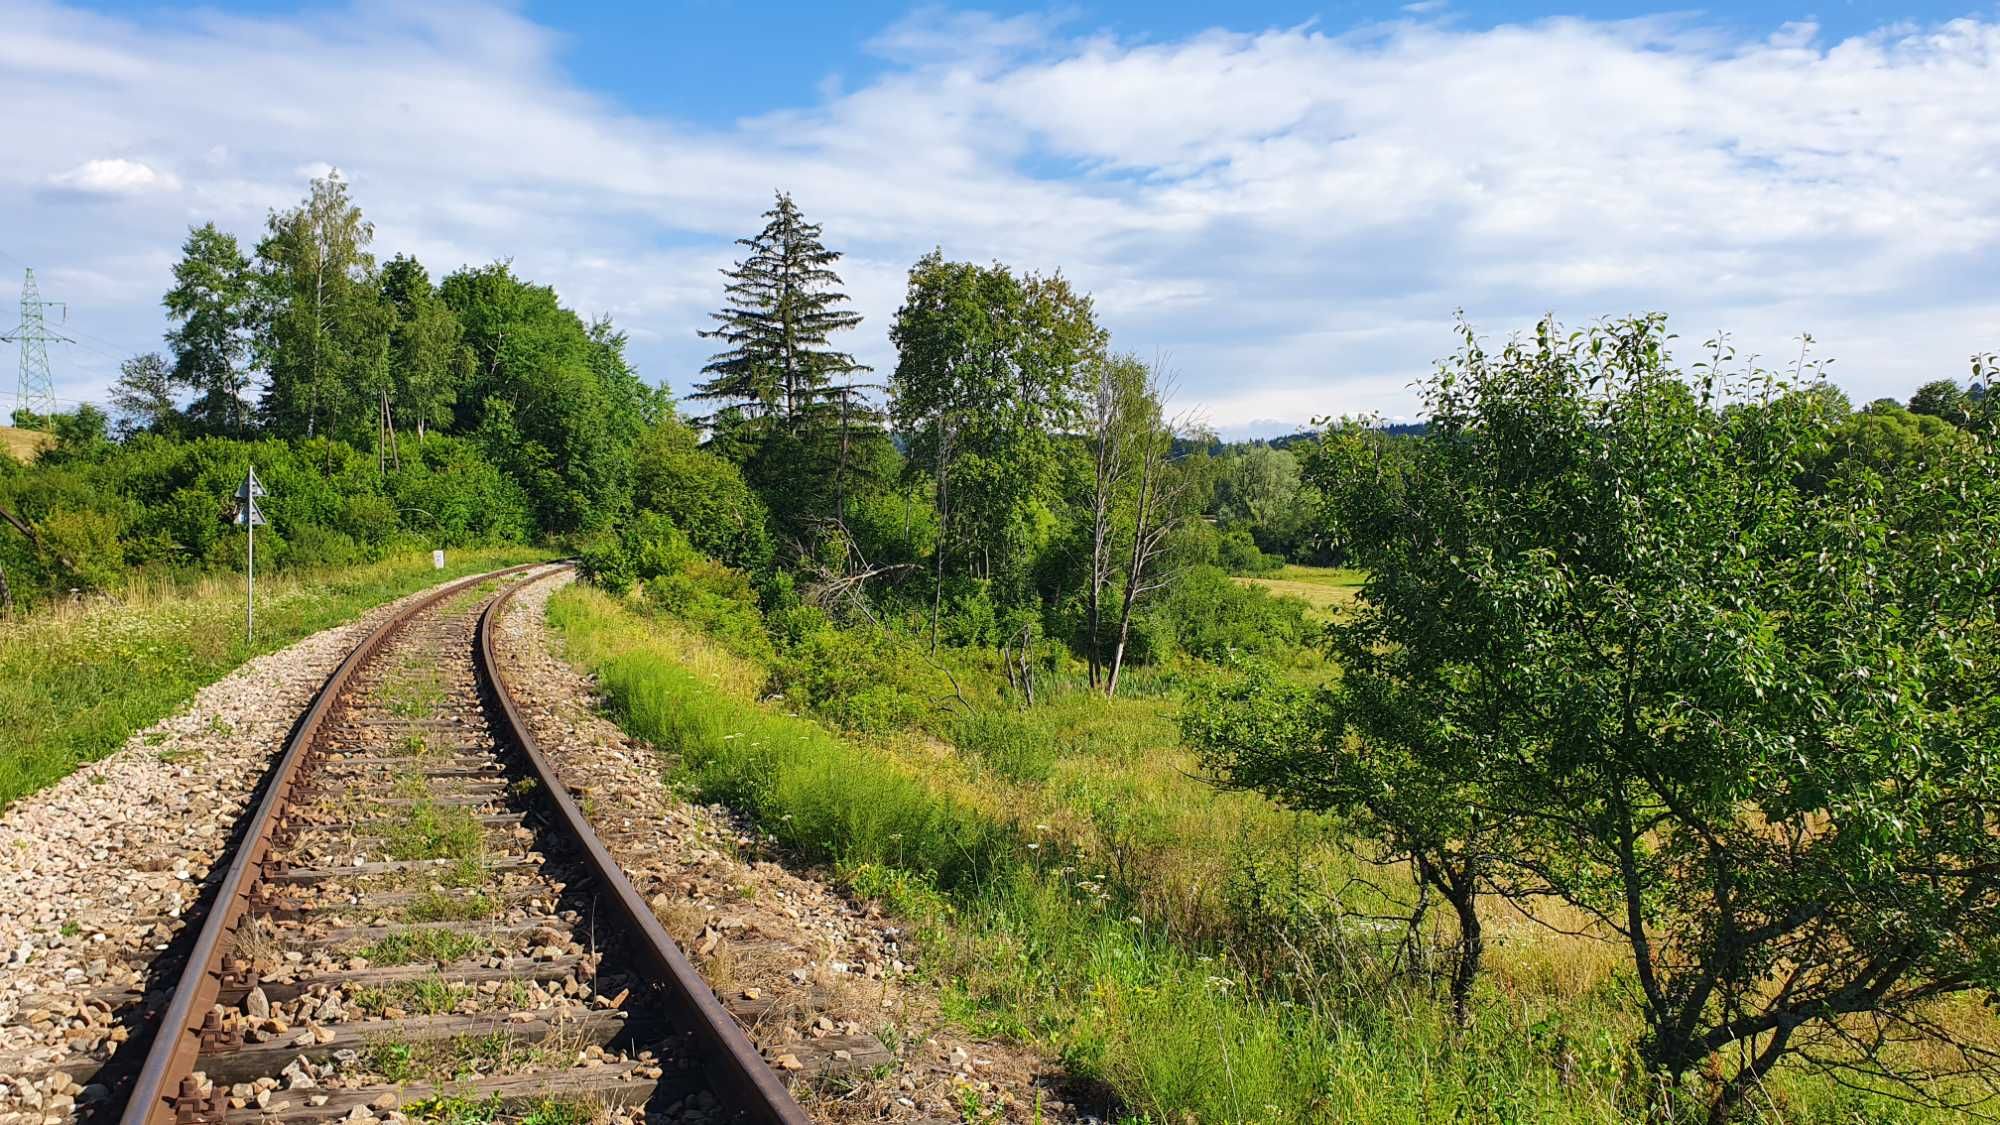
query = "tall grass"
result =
(549, 585, 1977, 1124)
(0, 546, 550, 807)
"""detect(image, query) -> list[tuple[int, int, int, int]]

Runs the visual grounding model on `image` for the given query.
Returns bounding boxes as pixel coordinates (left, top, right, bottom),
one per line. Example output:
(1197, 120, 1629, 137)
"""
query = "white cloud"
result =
(0, 0, 1995, 430)
(46, 157, 179, 196)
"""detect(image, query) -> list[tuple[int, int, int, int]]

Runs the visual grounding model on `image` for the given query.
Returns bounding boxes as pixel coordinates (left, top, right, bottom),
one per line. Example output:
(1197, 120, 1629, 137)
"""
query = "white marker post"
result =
(236, 467, 268, 641)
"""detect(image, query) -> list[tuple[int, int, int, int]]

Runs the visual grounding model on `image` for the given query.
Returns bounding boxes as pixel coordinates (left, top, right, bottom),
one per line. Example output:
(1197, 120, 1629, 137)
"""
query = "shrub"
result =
(776, 627, 947, 734)
(1136, 566, 1309, 664)
(1217, 529, 1282, 575)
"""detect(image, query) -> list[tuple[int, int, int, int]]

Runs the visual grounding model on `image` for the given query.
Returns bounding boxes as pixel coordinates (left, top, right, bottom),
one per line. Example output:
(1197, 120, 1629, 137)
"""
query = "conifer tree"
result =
(694, 191, 880, 537)
(693, 191, 868, 430)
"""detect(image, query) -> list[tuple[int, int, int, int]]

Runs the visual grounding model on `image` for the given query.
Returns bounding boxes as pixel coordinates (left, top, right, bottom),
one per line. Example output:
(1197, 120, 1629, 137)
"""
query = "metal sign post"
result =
(235, 467, 267, 641)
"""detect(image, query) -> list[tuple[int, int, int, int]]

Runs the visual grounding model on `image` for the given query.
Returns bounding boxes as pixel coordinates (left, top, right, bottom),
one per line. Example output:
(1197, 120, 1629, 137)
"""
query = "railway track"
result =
(106, 565, 810, 1125)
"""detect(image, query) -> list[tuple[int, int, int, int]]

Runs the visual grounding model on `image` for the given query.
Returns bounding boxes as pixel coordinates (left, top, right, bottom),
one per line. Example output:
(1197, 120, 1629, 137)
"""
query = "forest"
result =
(4, 174, 2000, 1123)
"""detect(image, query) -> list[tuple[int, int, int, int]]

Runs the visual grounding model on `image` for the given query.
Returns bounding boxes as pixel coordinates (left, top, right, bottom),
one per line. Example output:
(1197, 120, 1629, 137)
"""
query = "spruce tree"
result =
(694, 192, 880, 536)
(693, 191, 867, 429)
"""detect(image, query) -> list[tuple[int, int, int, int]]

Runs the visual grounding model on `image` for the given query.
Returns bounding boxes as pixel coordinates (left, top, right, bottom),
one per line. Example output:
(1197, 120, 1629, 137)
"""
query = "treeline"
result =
(1, 172, 664, 609)
(579, 195, 1312, 692)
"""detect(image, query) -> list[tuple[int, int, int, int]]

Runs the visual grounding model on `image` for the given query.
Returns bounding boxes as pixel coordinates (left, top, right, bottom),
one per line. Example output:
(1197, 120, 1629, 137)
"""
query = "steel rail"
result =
(119, 564, 544, 1125)
(477, 569, 813, 1125)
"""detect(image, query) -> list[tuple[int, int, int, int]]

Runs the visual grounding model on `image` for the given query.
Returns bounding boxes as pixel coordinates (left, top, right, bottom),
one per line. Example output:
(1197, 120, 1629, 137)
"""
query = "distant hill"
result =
(0, 426, 52, 463)
(1184, 421, 1429, 458)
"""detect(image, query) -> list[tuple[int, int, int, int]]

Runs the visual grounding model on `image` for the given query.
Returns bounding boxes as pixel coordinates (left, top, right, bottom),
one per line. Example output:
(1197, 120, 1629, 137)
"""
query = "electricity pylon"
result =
(1, 269, 69, 429)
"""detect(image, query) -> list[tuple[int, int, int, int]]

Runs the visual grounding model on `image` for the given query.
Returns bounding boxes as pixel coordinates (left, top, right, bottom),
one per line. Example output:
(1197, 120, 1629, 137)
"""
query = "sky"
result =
(2, 0, 1996, 438)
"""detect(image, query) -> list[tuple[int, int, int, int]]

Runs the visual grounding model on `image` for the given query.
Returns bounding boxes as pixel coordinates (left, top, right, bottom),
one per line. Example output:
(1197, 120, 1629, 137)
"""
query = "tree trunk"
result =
(0, 560, 13, 618)
(929, 416, 950, 653)
(1446, 882, 1483, 1027)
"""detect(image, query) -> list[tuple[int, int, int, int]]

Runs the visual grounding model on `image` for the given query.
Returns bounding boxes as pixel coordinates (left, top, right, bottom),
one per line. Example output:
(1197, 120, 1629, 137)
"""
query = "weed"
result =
(520, 1097, 602, 1125)
(357, 928, 491, 966)
(381, 798, 485, 862)
(405, 890, 498, 923)
(58, 919, 80, 937)
(406, 1093, 501, 1125)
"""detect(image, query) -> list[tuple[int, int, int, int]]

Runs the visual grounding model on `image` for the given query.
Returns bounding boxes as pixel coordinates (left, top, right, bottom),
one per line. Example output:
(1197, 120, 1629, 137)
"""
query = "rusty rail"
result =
(479, 572, 813, 1125)
(117, 563, 811, 1125)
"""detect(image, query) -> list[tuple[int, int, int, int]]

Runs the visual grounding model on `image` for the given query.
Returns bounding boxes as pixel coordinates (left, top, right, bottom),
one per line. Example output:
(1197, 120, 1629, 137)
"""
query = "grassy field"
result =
(0, 424, 52, 463)
(0, 546, 551, 808)
(548, 584, 1971, 1124)
(1234, 564, 1365, 618)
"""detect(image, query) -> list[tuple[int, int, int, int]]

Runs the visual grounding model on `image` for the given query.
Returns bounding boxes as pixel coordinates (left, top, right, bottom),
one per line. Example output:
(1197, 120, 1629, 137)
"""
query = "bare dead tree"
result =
(1083, 356, 1133, 689)
(1105, 367, 1199, 697)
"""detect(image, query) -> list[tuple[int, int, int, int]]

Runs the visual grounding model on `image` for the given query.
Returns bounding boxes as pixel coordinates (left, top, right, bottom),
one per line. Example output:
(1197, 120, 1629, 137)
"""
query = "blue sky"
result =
(8, 0, 1999, 435)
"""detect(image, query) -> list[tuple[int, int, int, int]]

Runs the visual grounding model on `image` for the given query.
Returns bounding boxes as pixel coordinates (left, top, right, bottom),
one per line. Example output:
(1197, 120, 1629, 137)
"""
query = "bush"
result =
(1217, 529, 1282, 575)
(1142, 566, 1309, 663)
(776, 627, 947, 734)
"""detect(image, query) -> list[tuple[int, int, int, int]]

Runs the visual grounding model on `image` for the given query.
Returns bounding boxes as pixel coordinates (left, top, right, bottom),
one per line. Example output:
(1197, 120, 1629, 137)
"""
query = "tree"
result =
(441, 263, 659, 532)
(163, 223, 254, 434)
(254, 171, 385, 444)
(1103, 362, 1200, 696)
(1907, 377, 1971, 423)
(1262, 315, 2000, 1119)
(380, 255, 467, 443)
(692, 192, 877, 538)
(889, 252, 1105, 645)
(692, 191, 867, 428)
(109, 353, 180, 436)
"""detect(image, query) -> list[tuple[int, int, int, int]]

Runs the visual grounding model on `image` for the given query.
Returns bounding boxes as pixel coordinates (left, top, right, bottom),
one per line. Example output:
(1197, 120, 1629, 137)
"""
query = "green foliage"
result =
(1137, 565, 1308, 664)
(952, 709, 1059, 784)
(1215, 528, 1282, 574)
(0, 434, 529, 606)
(254, 171, 387, 444)
(1290, 313, 2000, 1113)
(692, 192, 883, 541)
(443, 263, 661, 532)
(164, 222, 255, 435)
(776, 625, 947, 733)
(629, 418, 773, 570)
(891, 251, 1106, 609)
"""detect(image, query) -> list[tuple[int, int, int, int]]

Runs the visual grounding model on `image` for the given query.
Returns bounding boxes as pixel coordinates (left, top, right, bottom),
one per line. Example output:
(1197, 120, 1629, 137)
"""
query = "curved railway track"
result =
(110, 565, 809, 1125)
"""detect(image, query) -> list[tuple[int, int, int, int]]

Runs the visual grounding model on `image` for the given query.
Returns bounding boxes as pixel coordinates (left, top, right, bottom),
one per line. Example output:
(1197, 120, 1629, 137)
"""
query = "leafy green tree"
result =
(629, 417, 773, 571)
(1907, 377, 1971, 423)
(1826, 398, 1966, 476)
(254, 171, 386, 444)
(1268, 314, 2000, 1118)
(441, 264, 660, 532)
(379, 255, 468, 442)
(109, 353, 182, 436)
(163, 223, 255, 435)
(889, 252, 1105, 645)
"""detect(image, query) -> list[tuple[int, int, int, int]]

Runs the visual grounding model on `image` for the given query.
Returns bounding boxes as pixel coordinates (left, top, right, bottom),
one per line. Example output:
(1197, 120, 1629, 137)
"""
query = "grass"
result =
(351, 974, 477, 1017)
(0, 424, 52, 463)
(1233, 564, 1366, 619)
(406, 889, 501, 923)
(406, 1094, 601, 1125)
(548, 582, 1986, 1125)
(357, 928, 494, 966)
(381, 797, 487, 862)
(0, 546, 550, 809)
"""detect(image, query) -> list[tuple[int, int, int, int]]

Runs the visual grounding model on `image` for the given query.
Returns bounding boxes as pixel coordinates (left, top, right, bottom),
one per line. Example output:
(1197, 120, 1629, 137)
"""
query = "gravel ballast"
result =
(0, 570, 537, 1121)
